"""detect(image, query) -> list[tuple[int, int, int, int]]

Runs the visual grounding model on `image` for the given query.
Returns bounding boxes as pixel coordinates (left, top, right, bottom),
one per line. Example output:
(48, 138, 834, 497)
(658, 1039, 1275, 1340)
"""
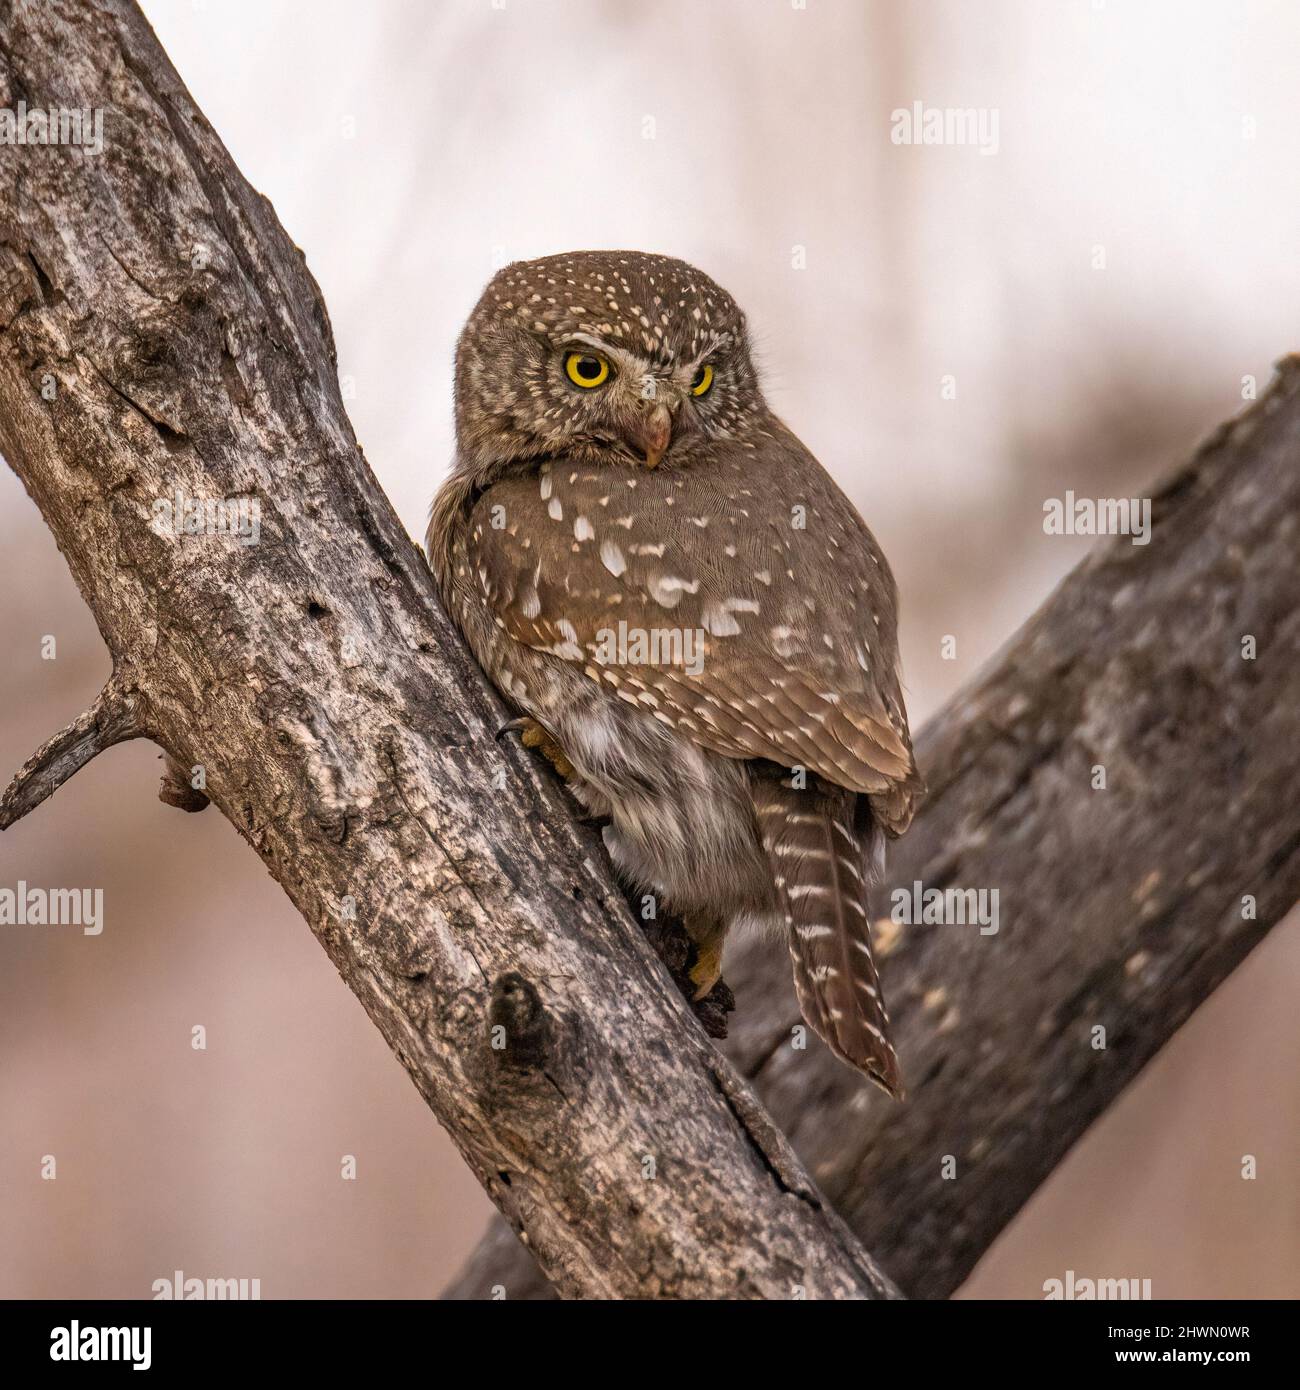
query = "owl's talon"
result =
(688, 941, 724, 1001)
(505, 716, 576, 780)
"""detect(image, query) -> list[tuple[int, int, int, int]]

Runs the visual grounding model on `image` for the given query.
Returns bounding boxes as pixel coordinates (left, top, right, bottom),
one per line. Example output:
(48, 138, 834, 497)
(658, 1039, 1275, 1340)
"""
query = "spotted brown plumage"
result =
(427, 250, 921, 1096)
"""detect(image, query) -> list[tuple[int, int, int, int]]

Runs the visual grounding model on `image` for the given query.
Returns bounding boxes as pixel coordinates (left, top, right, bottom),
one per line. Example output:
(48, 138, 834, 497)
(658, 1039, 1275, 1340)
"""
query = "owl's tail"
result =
(752, 771, 903, 1099)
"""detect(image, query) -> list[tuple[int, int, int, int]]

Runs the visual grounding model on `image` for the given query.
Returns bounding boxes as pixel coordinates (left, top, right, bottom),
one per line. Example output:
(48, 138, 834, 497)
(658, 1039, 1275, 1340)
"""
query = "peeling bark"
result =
(449, 360, 1300, 1298)
(0, 0, 898, 1300)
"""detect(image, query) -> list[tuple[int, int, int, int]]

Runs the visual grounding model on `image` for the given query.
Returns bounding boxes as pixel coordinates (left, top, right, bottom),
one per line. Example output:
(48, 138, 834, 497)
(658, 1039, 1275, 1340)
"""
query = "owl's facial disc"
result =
(561, 332, 686, 468)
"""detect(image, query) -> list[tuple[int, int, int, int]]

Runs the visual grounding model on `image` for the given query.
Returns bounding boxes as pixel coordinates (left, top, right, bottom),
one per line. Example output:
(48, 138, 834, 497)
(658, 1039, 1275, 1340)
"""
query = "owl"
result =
(427, 251, 921, 1096)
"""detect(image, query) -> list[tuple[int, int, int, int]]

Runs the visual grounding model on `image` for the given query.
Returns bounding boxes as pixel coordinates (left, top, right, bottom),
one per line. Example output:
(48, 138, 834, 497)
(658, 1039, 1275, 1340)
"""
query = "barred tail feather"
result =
(753, 772, 903, 1098)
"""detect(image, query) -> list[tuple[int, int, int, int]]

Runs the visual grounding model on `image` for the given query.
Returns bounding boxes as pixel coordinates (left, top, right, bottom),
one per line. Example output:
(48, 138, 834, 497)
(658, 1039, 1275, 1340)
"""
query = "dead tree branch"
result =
(449, 360, 1300, 1298)
(0, 0, 898, 1299)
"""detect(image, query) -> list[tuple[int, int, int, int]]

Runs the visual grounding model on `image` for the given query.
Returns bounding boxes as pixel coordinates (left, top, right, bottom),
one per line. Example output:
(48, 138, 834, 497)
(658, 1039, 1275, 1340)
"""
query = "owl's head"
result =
(451, 251, 764, 484)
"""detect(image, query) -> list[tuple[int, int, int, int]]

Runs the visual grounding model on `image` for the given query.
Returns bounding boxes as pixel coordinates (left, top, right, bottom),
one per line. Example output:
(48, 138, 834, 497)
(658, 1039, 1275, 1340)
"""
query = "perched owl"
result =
(427, 251, 921, 1096)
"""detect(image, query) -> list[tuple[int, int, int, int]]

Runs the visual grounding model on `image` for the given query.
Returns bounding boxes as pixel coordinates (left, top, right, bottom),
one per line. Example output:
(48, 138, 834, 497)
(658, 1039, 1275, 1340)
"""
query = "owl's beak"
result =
(628, 403, 673, 469)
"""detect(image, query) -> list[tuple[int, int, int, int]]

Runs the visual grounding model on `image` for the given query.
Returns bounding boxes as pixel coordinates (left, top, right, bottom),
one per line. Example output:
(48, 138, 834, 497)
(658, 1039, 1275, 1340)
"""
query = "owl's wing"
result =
(464, 428, 920, 832)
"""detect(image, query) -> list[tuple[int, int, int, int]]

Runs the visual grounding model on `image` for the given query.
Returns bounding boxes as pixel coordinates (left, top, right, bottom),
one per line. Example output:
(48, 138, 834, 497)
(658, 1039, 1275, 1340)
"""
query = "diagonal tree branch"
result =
(449, 359, 1300, 1298)
(0, 0, 897, 1299)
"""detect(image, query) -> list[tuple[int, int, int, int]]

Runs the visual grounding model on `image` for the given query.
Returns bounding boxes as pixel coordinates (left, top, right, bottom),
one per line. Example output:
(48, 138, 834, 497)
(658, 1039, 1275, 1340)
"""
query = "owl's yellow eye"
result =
(565, 352, 611, 388)
(690, 363, 714, 396)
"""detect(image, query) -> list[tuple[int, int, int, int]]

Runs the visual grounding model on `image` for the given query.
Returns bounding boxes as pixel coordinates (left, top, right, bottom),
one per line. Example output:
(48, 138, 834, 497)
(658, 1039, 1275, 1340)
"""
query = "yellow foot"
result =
(688, 940, 724, 1001)
(518, 718, 575, 780)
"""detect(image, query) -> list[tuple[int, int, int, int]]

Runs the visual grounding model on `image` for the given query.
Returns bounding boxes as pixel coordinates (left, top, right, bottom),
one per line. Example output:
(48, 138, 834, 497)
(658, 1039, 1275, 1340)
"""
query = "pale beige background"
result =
(1, 0, 1296, 1298)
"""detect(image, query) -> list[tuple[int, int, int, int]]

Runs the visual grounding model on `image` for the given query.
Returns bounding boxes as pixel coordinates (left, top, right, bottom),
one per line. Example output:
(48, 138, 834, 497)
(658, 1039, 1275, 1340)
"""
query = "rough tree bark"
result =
(0, 0, 898, 1299)
(450, 361, 1300, 1299)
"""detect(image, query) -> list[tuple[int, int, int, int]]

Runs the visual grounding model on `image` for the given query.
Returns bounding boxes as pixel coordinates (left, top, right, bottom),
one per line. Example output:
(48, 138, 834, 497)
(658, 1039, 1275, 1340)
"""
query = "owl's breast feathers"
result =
(457, 421, 921, 833)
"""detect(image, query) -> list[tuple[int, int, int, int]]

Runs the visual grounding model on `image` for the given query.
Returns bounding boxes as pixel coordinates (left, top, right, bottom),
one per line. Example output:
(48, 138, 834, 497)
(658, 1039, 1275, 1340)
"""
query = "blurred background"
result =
(2, 0, 1297, 1298)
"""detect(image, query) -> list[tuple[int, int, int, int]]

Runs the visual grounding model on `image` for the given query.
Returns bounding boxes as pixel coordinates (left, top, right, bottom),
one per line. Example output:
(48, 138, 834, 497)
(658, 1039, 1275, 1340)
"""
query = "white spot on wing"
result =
(647, 574, 699, 608)
(600, 539, 627, 577)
